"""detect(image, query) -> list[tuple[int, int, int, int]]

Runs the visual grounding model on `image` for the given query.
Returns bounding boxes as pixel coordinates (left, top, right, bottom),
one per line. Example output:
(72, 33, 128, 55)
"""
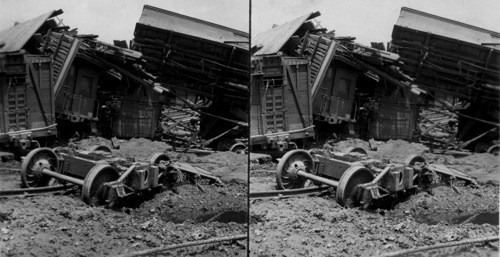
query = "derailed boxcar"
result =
(0, 52, 56, 148)
(132, 5, 249, 148)
(111, 85, 161, 138)
(0, 9, 63, 150)
(250, 55, 315, 152)
(391, 7, 500, 152)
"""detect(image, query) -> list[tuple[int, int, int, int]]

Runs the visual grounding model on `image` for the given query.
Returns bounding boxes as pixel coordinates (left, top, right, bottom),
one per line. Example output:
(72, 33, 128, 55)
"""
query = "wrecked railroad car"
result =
(251, 11, 424, 154)
(0, 53, 56, 149)
(250, 55, 315, 152)
(0, 6, 249, 152)
(250, 12, 320, 153)
(0, 10, 64, 150)
(42, 32, 160, 139)
(131, 5, 249, 149)
(300, 30, 422, 141)
(390, 7, 500, 152)
(0, 8, 175, 146)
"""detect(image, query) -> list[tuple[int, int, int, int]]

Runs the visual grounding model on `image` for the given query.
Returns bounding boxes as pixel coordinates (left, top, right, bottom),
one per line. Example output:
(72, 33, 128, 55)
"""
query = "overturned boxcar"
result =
(132, 5, 249, 149)
(391, 7, 500, 152)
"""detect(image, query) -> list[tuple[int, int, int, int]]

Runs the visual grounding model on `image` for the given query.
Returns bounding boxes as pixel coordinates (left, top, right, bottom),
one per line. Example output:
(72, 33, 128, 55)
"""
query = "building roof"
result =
(0, 9, 62, 53)
(252, 12, 320, 56)
(396, 7, 500, 47)
(136, 5, 248, 47)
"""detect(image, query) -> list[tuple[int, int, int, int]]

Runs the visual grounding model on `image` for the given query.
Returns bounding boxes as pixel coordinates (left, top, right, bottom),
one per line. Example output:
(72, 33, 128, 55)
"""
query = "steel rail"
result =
(116, 234, 247, 257)
(380, 236, 499, 257)
(0, 185, 74, 197)
(249, 186, 331, 199)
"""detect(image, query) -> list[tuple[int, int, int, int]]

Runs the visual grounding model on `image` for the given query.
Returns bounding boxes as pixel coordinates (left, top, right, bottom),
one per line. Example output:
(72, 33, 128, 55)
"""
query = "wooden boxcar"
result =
(250, 55, 315, 151)
(0, 52, 56, 147)
(112, 85, 160, 138)
(368, 87, 419, 140)
(391, 7, 500, 149)
(313, 66, 359, 125)
(55, 58, 100, 125)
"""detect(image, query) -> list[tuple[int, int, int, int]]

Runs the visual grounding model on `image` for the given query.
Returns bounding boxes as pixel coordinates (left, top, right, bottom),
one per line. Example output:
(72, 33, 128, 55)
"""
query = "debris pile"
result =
(251, 7, 499, 156)
(160, 106, 201, 147)
(131, 5, 249, 150)
(250, 11, 424, 156)
(418, 107, 459, 148)
(0, 5, 249, 153)
(391, 7, 500, 153)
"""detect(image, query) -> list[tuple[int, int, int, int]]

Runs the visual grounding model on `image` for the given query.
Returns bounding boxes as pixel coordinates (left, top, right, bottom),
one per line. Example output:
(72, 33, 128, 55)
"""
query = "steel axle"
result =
(296, 170, 339, 188)
(41, 168, 84, 186)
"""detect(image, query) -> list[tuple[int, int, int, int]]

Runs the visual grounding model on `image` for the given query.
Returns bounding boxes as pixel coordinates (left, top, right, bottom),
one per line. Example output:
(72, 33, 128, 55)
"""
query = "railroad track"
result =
(249, 186, 331, 200)
(0, 185, 75, 197)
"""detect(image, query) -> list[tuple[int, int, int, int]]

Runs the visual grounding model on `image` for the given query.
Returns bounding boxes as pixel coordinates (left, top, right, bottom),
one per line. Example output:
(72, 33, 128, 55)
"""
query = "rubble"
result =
(391, 7, 500, 153)
(250, 7, 499, 257)
(0, 5, 249, 154)
(131, 5, 249, 150)
(250, 138, 499, 256)
(250, 10, 427, 157)
(251, 7, 499, 157)
(0, 5, 249, 257)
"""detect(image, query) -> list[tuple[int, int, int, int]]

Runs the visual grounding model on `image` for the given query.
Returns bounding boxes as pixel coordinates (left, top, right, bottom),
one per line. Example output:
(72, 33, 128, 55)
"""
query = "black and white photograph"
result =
(1, 0, 500, 256)
(249, 0, 499, 256)
(0, 0, 249, 256)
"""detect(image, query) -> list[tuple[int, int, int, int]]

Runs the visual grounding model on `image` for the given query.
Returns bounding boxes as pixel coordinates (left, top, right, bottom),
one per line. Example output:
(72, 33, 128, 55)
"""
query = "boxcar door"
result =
(72, 67, 99, 118)
(5, 75, 29, 132)
(263, 80, 286, 134)
(326, 68, 357, 120)
(282, 60, 311, 131)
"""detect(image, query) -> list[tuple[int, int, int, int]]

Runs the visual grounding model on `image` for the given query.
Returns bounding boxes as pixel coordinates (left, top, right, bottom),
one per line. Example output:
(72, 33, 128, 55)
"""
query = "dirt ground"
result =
(0, 137, 248, 257)
(250, 139, 499, 256)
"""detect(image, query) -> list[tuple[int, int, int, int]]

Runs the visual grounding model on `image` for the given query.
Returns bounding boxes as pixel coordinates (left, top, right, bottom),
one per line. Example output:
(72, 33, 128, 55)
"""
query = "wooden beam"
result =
(27, 64, 49, 126)
(285, 65, 306, 127)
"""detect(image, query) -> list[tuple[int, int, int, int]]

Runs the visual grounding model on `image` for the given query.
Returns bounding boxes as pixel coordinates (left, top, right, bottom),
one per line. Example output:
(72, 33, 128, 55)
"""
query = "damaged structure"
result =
(131, 5, 249, 150)
(251, 11, 422, 155)
(0, 10, 62, 151)
(250, 8, 499, 155)
(0, 5, 249, 153)
(390, 7, 500, 153)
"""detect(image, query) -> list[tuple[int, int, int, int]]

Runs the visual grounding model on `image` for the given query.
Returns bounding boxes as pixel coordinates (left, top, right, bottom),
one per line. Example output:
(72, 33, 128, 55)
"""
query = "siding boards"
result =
(250, 55, 313, 141)
(0, 53, 55, 138)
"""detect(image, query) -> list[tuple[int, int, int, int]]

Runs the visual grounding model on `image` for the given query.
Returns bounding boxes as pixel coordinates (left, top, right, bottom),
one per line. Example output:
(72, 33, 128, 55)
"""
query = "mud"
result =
(0, 137, 248, 256)
(250, 138, 499, 256)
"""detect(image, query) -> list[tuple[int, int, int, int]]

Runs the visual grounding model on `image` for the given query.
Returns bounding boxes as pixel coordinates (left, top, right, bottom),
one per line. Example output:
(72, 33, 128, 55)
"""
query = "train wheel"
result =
(276, 150, 314, 190)
(404, 154, 426, 166)
(216, 139, 233, 151)
(20, 148, 59, 188)
(82, 164, 119, 206)
(147, 153, 171, 185)
(229, 143, 247, 154)
(487, 144, 500, 156)
(344, 146, 367, 155)
(404, 154, 432, 187)
(336, 166, 374, 208)
(88, 145, 112, 154)
(147, 152, 170, 165)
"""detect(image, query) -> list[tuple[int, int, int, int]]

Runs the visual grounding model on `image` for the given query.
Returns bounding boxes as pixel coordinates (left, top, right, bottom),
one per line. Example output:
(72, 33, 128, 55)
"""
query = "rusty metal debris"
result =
(274, 147, 476, 208)
(17, 146, 222, 206)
